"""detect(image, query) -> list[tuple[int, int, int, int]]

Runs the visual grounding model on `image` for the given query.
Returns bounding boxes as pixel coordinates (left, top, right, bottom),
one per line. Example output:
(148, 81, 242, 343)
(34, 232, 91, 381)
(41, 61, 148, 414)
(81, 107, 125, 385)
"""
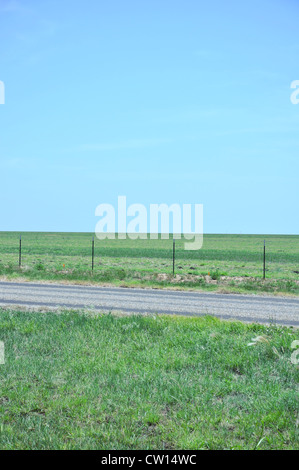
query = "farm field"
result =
(0, 232, 298, 295)
(0, 309, 298, 450)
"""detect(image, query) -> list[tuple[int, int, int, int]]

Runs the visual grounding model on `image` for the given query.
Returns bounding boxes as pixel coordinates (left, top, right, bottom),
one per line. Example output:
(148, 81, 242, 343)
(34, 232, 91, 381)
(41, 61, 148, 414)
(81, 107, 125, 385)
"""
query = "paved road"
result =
(0, 281, 298, 326)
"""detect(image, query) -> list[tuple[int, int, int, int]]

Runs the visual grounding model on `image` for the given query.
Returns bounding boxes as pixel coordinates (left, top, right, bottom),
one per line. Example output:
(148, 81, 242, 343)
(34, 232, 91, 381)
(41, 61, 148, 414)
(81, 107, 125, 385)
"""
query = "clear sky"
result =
(0, 0, 298, 234)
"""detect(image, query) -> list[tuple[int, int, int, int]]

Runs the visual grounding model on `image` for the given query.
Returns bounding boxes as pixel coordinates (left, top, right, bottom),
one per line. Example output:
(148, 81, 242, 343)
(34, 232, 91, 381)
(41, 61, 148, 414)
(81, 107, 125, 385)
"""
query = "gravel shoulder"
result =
(0, 280, 298, 326)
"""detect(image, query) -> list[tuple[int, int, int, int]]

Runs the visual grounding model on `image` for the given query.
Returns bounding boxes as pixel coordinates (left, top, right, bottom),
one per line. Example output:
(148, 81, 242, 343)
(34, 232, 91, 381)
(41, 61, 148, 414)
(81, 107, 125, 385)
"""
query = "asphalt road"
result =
(0, 281, 298, 326)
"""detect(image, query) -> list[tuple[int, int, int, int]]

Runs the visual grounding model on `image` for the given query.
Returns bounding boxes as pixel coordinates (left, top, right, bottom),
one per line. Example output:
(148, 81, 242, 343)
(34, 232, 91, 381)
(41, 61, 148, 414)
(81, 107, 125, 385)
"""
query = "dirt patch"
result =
(157, 273, 168, 281)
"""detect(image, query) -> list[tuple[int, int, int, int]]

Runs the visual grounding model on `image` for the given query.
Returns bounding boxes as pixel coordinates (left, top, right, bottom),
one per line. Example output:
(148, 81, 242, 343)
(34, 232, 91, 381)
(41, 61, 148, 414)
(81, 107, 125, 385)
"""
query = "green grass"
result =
(0, 232, 299, 295)
(0, 309, 298, 450)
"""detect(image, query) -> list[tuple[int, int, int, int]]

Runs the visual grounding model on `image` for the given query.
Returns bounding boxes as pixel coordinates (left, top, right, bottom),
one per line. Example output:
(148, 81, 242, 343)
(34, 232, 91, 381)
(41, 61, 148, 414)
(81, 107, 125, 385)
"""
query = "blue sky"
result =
(0, 0, 298, 234)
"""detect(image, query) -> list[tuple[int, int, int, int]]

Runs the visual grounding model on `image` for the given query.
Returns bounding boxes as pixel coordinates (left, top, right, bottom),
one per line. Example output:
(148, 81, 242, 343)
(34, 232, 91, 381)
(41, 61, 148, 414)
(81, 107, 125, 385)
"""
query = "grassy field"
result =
(0, 309, 298, 450)
(0, 232, 299, 295)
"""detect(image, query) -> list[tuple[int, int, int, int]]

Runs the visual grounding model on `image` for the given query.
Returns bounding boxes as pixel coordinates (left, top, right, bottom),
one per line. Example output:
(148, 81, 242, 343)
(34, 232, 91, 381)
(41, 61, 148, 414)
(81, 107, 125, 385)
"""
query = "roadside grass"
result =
(0, 309, 298, 450)
(0, 264, 298, 296)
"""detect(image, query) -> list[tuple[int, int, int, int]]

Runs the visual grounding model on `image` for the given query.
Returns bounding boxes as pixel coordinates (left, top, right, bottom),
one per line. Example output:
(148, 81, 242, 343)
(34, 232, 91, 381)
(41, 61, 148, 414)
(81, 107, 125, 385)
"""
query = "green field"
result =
(0, 309, 298, 450)
(0, 232, 299, 295)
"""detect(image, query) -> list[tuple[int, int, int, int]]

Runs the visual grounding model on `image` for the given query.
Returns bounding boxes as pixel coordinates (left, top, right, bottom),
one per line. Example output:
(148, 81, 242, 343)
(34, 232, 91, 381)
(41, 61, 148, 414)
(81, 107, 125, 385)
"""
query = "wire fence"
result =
(0, 233, 298, 281)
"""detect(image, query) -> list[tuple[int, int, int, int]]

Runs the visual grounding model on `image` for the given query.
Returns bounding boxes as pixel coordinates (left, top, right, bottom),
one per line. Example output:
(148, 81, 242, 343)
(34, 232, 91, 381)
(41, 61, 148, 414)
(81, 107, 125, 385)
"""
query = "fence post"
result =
(263, 239, 266, 280)
(92, 236, 94, 272)
(173, 237, 175, 275)
(19, 235, 22, 268)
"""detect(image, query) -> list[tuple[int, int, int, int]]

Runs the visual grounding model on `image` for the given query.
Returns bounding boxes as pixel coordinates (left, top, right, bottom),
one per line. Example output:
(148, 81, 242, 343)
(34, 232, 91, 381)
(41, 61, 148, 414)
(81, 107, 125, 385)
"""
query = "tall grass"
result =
(0, 309, 298, 450)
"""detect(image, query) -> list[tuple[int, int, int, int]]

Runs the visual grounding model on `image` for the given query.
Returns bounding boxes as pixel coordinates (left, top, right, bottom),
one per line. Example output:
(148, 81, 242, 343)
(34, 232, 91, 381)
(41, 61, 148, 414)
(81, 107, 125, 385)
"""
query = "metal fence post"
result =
(263, 239, 266, 280)
(19, 235, 22, 268)
(92, 236, 94, 272)
(173, 237, 175, 275)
